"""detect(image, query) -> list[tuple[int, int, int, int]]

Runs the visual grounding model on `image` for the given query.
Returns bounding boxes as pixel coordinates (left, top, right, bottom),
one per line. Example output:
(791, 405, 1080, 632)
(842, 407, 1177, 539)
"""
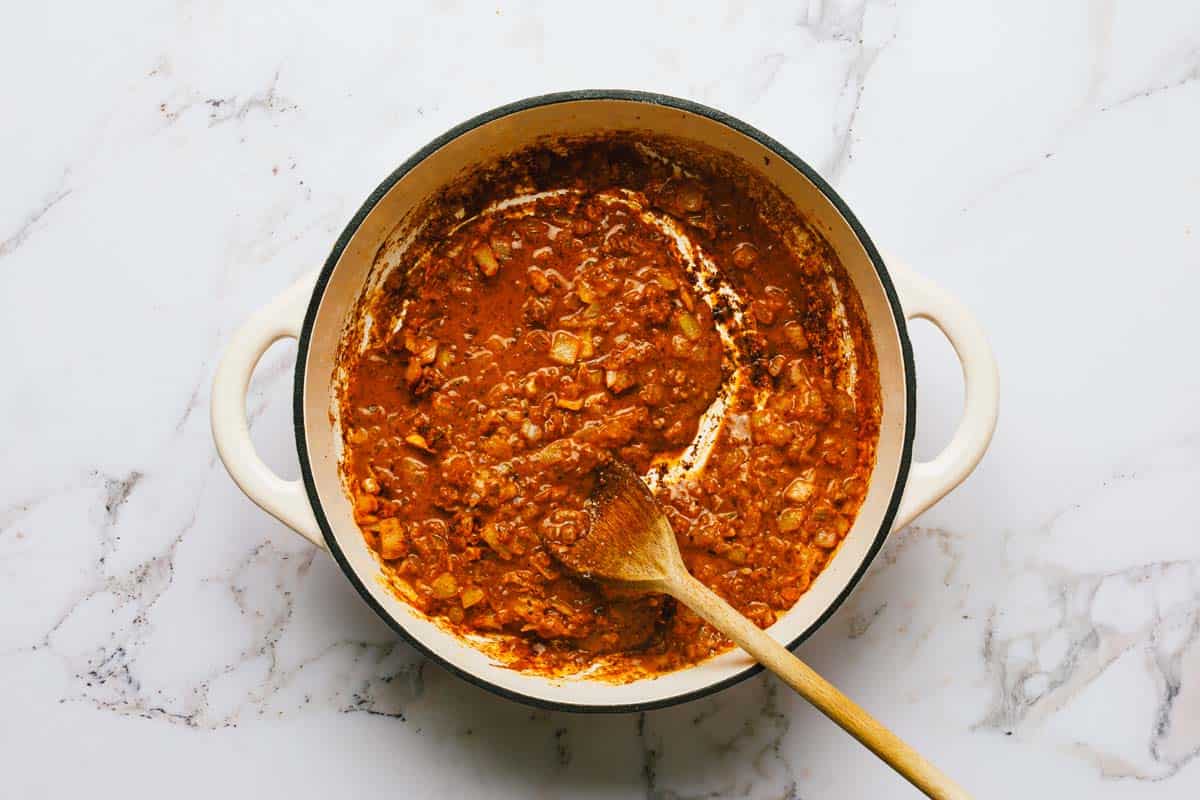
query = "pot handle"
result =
(211, 273, 325, 549)
(886, 257, 999, 532)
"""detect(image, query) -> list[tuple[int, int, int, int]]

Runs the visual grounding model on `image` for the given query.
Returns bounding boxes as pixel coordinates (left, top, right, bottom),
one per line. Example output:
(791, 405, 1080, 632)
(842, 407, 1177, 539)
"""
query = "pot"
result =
(211, 90, 998, 712)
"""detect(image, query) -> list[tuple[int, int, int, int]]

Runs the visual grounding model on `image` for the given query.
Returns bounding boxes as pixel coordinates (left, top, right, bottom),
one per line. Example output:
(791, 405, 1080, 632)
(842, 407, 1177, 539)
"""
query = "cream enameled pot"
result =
(212, 91, 999, 712)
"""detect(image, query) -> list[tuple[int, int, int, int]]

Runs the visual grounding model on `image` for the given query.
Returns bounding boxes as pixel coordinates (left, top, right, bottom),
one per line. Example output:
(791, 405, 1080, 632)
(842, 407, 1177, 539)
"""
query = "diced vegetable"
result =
(529, 439, 573, 466)
(784, 474, 816, 504)
(654, 272, 678, 291)
(473, 244, 500, 276)
(361, 476, 380, 494)
(639, 383, 665, 405)
(470, 468, 494, 497)
(750, 408, 793, 446)
(490, 235, 513, 260)
(461, 586, 486, 608)
(778, 507, 805, 532)
(582, 302, 603, 319)
(521, 420, 543, 443)
(813, 529, 838, 549)
(418, 339, 439, 365)
(841, 477, 867, 501)
(577, 329, 594, 359)
(583, 392, 609, 411)
(576, 280, 598, 304)
(378, 518, 405, 559)
(549, 331, 580, 365)
(527, 267, 550, 294)
(557, 396, 583, 411)
(404, 358, 423, 385)
(480, 523, 511, 558)
(399, 456, 428, 483)
(727, 545, 747, 564)
(482, 434, 513, 460)
(431, 572, 458, 599)
(605, 369, 635, 394)
(435, 347, 454, 372)
(405, 432, 431, 451)
(676, 311, 702, 341)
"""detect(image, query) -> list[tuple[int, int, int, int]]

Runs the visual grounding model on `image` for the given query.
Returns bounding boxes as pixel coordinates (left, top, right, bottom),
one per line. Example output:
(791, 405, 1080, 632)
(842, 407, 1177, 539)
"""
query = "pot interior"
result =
(298, 94, 910, 709)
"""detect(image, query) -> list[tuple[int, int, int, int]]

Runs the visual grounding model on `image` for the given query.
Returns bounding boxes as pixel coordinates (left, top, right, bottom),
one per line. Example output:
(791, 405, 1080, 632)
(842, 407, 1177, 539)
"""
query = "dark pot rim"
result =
(293, 89, 916, 714)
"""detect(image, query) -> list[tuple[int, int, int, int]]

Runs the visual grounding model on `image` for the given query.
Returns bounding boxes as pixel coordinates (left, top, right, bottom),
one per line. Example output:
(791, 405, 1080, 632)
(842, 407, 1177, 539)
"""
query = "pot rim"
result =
(292, 89, 917, 713)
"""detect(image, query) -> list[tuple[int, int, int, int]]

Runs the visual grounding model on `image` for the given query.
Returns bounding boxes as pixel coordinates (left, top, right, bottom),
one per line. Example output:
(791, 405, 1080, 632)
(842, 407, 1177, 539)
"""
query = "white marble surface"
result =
(3, 1, 1198, 797)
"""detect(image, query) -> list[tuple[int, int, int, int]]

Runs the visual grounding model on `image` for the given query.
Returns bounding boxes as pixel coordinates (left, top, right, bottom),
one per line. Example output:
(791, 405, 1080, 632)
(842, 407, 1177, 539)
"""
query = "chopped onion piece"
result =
(577, 281, 597, 305)
(677, 311, 702, 341)
(378, 518, 405, 559)
(530, 439, 572, 466)
(404, 433, 431, 451)
(490, 235, 513, 260)
(480, 523, 511, 558)
(784, 474, 816, 504)
(813, 529, 838, 549)
(404, 358, 423, 385)
(527, 267, 551, 294)
(605, 369, 635, 393)
(473, 244, 500, 277)
(549, 331, 580, 365)
(418, 339, 439, 365)
(431, 572, 458, 599)
(461, 586, 485, 608)
(778, 507, 805, 532)
(654, 272, 678, 291)
(521, 420, 543, 442)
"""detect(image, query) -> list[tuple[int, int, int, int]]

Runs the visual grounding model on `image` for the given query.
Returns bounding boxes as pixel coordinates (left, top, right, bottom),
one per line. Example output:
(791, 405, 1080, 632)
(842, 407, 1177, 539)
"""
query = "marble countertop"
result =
(3, 1, 1198, 797)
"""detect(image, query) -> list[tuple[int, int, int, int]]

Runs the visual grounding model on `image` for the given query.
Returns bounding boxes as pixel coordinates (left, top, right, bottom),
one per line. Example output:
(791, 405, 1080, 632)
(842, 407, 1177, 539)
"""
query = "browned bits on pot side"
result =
(338, 138, 880, 680)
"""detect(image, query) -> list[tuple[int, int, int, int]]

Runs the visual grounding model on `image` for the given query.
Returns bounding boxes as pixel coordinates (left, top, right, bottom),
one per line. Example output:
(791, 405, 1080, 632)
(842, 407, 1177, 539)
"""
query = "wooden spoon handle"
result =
(668, 573, 972, 800)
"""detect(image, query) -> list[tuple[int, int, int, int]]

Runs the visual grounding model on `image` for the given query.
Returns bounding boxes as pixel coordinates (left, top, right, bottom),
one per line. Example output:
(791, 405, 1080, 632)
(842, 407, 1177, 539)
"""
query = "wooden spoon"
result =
(563, 460, 970, 800)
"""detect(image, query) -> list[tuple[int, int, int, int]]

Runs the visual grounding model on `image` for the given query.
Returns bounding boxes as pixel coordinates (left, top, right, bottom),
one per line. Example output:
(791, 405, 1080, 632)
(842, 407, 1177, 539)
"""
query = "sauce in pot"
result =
(338, 138, 880, 678)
